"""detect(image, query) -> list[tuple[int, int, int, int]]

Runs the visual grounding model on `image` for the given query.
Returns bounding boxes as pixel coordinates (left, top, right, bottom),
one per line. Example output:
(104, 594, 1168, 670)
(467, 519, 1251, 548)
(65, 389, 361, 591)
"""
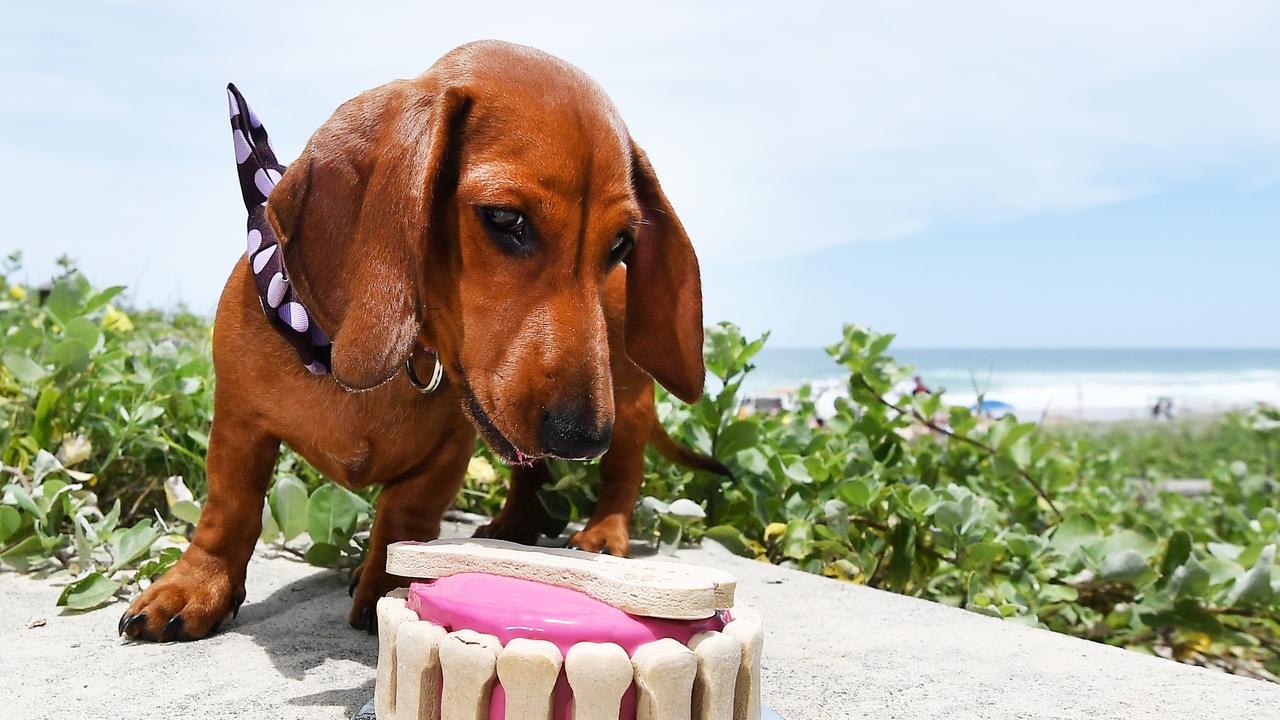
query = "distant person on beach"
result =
(912, 375, 931, 395)
(1152, 397, 1175, 420)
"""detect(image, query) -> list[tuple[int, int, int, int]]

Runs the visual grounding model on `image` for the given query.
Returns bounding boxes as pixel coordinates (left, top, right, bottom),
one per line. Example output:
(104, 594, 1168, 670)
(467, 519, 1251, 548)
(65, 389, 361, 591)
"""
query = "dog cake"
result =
(374, 539, 764, 720)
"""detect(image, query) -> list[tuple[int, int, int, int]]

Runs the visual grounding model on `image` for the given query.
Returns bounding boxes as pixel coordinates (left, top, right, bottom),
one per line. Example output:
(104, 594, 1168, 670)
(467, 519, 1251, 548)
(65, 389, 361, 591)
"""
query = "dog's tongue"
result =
(406, 573, 727, 720)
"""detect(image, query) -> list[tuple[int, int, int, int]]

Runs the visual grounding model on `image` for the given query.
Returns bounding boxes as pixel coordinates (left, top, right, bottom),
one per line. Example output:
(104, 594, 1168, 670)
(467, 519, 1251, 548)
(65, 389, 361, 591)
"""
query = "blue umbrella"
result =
(971, 399, 1015, 415)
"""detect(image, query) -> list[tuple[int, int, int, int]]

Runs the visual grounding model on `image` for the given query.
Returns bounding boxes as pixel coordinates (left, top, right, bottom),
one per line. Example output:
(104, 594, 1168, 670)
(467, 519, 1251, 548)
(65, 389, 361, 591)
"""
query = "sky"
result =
(3, 1, 1278, 348)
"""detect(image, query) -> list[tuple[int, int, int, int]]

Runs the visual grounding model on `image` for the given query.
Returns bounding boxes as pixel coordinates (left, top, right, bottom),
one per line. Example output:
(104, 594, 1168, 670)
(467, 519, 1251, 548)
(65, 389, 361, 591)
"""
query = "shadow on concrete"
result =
(228, 565, 376, 717)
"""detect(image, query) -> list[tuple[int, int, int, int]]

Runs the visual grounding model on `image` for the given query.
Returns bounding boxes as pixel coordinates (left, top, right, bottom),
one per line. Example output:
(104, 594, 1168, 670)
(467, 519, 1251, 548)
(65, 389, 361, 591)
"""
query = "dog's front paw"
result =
(348, 556, 402, 633)
(119, 556, 243, 642)
(568, 517, 631, 557)
(473, 513, 541, 546)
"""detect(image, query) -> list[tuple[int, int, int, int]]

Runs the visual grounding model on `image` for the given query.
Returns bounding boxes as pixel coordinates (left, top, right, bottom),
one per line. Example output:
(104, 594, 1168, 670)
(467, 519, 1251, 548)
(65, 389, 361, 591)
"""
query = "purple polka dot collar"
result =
(227, 83, 333, 376)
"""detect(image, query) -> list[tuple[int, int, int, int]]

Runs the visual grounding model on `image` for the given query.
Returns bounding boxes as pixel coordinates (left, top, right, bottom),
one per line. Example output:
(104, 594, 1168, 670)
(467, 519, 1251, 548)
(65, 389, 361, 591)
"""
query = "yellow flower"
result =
(7, 285, 27, 301)
(102, 304, 134, 333)
(764, 522, 787, 541)
(466, 456, 498, 485)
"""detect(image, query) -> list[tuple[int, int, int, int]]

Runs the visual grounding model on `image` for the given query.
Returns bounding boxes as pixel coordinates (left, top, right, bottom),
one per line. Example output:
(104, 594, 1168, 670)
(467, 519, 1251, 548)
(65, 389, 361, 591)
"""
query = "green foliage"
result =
(0, 257, 371, 607)
(2, 259, 1277, 681)
(628, 322, 1278, 680)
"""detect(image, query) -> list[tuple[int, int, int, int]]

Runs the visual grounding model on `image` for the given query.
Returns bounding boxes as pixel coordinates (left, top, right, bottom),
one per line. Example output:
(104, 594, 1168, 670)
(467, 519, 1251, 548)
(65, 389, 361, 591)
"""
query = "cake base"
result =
(350, 698, 786, 720)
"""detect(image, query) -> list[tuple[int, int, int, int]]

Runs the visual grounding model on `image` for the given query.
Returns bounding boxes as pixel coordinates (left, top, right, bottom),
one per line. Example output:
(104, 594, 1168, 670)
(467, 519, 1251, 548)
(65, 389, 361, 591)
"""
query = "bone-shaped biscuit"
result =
(721, 610, 764, 720)
(496, 638, 562, 720)
(376, 593, 420, 720)
(564, 642, 632, 720)
(438, 630, 502, 720)
(386, 538, 735, 619)
(688, 631, 743, 720)
(631, 638, 698, 720)
(395, 620, 447, 720)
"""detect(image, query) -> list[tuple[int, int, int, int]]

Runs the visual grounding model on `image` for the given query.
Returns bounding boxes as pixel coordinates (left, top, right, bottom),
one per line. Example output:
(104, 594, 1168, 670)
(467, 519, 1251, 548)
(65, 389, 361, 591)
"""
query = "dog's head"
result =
(266, 41, 704, 463)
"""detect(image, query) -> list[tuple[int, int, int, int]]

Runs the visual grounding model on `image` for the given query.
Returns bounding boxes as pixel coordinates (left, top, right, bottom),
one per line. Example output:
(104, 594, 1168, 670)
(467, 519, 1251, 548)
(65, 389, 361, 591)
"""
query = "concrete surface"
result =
(3, 520, 1278, 720)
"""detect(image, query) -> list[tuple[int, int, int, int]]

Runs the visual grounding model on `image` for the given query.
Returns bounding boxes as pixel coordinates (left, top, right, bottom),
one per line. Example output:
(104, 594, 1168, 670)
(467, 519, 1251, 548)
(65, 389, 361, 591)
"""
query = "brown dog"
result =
(119, 40, 720, 642)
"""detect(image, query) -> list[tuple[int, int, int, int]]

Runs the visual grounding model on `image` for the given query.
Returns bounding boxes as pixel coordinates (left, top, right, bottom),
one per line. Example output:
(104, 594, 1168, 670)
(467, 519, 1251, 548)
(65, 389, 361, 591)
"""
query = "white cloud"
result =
(3, 1, 1279, 308)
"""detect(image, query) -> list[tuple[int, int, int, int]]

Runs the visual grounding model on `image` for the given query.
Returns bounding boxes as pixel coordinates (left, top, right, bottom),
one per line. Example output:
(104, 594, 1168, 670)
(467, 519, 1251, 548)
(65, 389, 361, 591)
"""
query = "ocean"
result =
(741, 348, 1280, 422)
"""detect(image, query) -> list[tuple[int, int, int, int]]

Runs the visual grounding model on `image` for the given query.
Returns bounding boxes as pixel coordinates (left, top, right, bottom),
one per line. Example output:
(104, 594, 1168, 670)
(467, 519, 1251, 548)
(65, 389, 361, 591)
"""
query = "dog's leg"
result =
(349, 435, 473, 631)
(473, 462, 554, 545)
(568, 402, 648, 557)
(120, 414, 279, 641)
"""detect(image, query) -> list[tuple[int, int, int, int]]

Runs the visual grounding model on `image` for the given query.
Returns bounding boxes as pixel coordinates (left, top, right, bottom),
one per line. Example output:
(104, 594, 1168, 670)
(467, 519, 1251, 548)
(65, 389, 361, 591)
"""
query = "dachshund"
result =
(119, 40, 725, 642)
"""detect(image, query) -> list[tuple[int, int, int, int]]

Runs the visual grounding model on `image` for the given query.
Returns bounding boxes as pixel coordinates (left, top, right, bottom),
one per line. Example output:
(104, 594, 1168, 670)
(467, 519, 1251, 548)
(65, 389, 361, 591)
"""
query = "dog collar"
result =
(226, 83, 441, 392)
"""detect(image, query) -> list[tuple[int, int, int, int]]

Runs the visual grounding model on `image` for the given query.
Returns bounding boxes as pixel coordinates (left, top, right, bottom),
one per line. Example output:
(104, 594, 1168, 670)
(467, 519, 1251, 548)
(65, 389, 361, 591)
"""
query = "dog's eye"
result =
(607, 233, 634, 267)
(479, 207, 533, 254)
(484, 208, 525, 232)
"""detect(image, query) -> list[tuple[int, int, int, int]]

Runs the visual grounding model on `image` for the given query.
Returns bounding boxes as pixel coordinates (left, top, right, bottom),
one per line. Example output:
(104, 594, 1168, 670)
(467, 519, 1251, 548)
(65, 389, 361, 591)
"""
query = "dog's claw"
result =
(122, 613, 147, 637)
(231, 592, 245, 619)
(160, 615, 185, 643)
(117, 612, 129, 636)
(362, 604, 375, 635)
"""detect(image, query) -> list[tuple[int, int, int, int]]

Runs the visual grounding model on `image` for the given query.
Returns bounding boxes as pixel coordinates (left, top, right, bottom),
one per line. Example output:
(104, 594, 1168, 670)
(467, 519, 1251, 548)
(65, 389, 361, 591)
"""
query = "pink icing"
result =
(406, 573, 727, 720)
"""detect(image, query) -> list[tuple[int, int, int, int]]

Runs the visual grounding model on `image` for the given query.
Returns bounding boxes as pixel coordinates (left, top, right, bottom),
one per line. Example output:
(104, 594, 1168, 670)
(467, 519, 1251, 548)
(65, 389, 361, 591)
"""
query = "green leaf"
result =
(307, 485, 366, 545)
(304, 542, 342, 567)
(1098, 529, 1158, 559)
(780, 519, 813, 561)
(961, 541, 1006, 570)
(703, 525, 753, 557)
(57, 572, 120, 611)
(1200, 557, 1245, 586)
(259, 501, 280, 544)
(0, 505, 21, 544)
(107, 520, 161, 572)
(1168, 557, 1212, 599)
(51, 339, 91, 374)
(63, 316, 101, 348)
(5, 484, 46, 523)
(1098, 549, 1148, 582)
(270, 476, 309, 542)
(1007, 437, 1032, 469)
(1207, 542, 1242, 561)
(0, 534, 47, 566)
(1158, 530, 1192, 586)
(1049, 514, 1099, 555)
(136, 547, 182, 582)
(886, 521, 917, 590)
(32, 386, 62, 448)
(82, 285, 126, 314)
(95, 500, 121, 537)
(1229, 544, 1274, 606)
(658, 514, 684, 555)
(45, 279, 85, 322)
(908, 485, 935, 514)
(1039, 584, 1079, 603)
(933, 501, 964, 531)
(733, 448, 770, 476)
(169, 499, 202, 525)
(837, 479, 872, 510)
(716, 421, 759, 459)
(2, 350, 49, 384)
(822, 499, 850, 538)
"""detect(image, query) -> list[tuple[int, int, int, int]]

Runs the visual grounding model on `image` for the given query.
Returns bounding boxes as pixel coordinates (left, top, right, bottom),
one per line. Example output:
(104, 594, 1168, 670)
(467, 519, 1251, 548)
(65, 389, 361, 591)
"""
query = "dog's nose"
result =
(539, 405, 612, 460)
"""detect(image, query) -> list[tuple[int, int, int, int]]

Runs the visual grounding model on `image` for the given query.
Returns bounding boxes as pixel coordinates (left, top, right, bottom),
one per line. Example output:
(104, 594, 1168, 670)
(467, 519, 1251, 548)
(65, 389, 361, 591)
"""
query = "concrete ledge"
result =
(686, 540, 1279, 719)
(2, 522, 1277, 719)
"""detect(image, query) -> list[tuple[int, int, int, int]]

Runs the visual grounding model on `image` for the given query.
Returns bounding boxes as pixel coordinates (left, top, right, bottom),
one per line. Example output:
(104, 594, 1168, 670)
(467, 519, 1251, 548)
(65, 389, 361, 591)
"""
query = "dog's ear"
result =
(268, 82, 467, 390)
(625, 143, 705, 403)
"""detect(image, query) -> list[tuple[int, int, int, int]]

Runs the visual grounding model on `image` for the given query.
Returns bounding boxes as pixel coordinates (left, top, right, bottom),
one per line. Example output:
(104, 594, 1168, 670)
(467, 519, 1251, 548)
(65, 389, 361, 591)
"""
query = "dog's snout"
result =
(539, 404, 612, 460)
